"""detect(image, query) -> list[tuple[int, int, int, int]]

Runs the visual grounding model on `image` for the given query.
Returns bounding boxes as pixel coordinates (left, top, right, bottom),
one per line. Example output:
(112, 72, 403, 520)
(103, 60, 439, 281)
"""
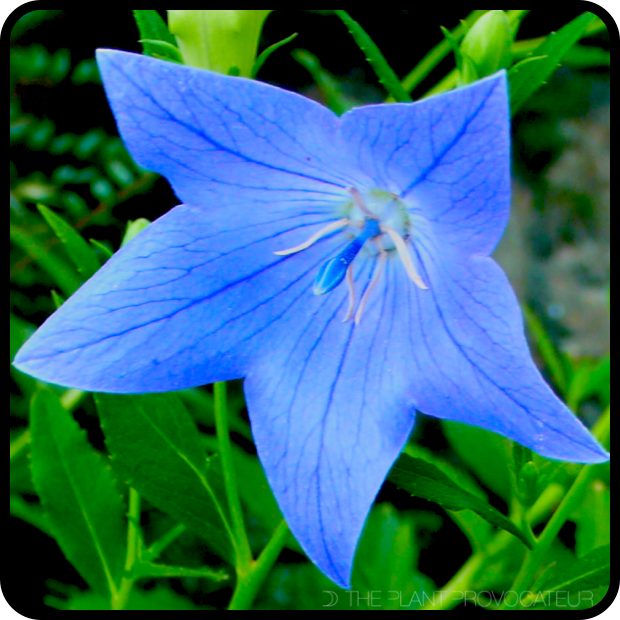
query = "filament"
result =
(379, 224, 427, 290)
(343, 264, 356, 322)
(274, 218, 349, 255)
(355, 239, 387, 325)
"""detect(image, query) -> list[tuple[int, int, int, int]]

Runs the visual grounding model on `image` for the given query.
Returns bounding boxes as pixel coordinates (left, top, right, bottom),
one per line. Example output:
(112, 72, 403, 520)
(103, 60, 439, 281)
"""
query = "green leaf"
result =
(517, 545, 610, 609)
(37, 204, 100, 280)
(133, 11, 183, 63)
(133, 10, 178, 46)
(442, 420, 512, 500)
(252, 32, 298, 78)
(334, 10, 412, 103)
(138, 40, 184, 64)
(30, 389, 126, 597)
(509, 12, 597, 114)
(291, 49, 356, 115)
(523, 304, 569, 396)
(388, 453, 532, 549)
(95, 393, 235, 564)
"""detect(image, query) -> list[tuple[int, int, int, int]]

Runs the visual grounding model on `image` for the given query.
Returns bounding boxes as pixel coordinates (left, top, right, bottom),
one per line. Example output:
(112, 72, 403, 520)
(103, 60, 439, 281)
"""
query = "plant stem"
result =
(228, 520, 289, 610)
(500, 407, 610, 608)
(214, 381, 253, 570)
(111, 488, 140, 610)
(397, 10, 486, 99)
(499, 464, 598, 608)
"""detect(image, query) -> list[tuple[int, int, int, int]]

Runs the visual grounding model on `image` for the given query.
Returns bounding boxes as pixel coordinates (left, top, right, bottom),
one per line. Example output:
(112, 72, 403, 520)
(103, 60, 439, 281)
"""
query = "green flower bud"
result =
(460, 10, 513, 81)
(168, 10, 271, 76)
(122, 219, 150, 247)
(517, 461, 540, 507)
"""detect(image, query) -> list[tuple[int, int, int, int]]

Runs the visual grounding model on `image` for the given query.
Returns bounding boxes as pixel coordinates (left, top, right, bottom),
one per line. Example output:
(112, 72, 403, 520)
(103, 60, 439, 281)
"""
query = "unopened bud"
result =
(460, 10, 513, 82)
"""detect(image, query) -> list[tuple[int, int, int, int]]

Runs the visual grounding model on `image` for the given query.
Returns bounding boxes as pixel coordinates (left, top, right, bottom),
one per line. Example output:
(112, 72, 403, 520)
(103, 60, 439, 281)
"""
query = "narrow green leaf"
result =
(138, 40, 184, 64)
(10, 222, 82, 296)
(509, 12, 597, 114)
(523, 304, 569, 396)
(291, 49, 355, 115)
(388, 453, 532, 549)
(30, 389, 126, 597)
(37, 204, 100, 280)
(95, 393, 235, 564)
(334, 10, 412, 103)
(252, 32, 298, 78)
(133, 10, 177, 46)
(517, 545, 610, 609)
(89, 239, 113, 260)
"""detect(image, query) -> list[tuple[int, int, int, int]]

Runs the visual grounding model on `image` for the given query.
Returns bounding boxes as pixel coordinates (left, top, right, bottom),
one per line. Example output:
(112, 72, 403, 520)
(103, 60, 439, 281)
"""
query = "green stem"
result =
(228, 520, 289, 610)
(500, 407, 610, 608)
(10, 428, 31, 461)
(214, 381, 253, 570)
(500, 464, 598, 608)
(397, 10, 486, 98)
(111, 488, 140, 610)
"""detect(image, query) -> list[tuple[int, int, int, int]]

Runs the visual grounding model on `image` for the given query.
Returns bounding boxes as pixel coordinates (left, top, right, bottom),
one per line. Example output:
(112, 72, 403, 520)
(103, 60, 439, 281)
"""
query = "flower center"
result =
(275, 186, 427, 324)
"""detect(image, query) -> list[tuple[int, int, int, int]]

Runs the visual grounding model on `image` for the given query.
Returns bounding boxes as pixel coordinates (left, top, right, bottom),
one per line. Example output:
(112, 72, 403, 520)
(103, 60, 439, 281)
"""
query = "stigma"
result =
(275, 187, 427, 324)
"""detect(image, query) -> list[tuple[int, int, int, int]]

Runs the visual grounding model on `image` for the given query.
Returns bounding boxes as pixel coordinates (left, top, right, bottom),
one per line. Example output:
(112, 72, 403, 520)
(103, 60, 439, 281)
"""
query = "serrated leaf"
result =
(95, 393, 235, 564)
(517, 545, 610, 609)
(30, 389, 126, 597)
(334, 10, 412, 103)
(509, 12, 597, 114)
(38, 204, 100, 280)
(388, 453, 532, 548)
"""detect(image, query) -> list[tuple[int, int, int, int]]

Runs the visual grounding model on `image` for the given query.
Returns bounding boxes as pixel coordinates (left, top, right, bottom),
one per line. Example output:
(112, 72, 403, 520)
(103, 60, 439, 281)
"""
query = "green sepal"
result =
(252, 32, 298, 78)
(138, 40, 184, 64)
(133, 10, 178, 45)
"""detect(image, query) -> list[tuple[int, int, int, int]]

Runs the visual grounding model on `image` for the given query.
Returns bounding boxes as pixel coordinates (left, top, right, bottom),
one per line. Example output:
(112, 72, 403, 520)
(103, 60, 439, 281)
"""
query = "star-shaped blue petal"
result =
(14, 50, 608, 588)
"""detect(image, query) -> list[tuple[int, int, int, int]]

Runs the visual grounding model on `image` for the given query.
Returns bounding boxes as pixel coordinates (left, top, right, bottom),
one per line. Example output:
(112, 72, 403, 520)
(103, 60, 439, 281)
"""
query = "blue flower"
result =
(14, 50, 608, 588)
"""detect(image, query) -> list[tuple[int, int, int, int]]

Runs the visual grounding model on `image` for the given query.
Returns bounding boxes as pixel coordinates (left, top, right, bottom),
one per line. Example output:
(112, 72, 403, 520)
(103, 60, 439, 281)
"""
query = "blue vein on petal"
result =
(409, 237, 602, 456)
(109, 57, 352, 192)
(400, 81, 497, 200)
(23, 217, 341, 360)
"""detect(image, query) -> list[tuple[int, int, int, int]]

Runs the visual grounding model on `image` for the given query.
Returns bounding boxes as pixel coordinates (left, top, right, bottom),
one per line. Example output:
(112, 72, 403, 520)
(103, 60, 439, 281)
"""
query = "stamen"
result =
(379, 224, 428, 290)
(349, 187, 377, 219)
(355, 240, 387, 325)
(343, 264, 356, 322)
(274, 218, 349, 255)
